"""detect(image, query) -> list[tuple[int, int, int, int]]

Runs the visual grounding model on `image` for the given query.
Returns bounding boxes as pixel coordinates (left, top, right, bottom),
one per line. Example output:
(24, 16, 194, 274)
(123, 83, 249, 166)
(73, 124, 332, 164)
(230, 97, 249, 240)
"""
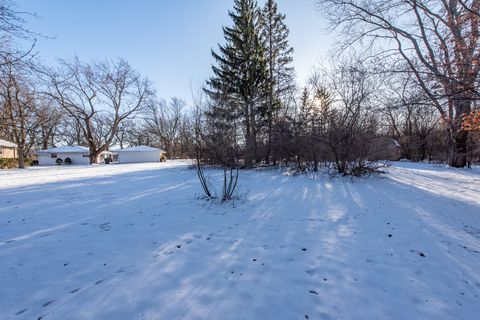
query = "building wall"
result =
(0, 147, 17, 159)
(38, 152, 90, 166)
(117, 151, 160, 164)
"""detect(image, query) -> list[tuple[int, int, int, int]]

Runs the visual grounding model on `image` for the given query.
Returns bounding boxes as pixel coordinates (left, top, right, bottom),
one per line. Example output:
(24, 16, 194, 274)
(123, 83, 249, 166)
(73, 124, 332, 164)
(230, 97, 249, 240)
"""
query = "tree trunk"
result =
(449, 130, 468, 167)
(89, 145, 98, 165)
(449, 99, 471, 168)
(18, 147, 25, 169)
(244, 102, 252, 168)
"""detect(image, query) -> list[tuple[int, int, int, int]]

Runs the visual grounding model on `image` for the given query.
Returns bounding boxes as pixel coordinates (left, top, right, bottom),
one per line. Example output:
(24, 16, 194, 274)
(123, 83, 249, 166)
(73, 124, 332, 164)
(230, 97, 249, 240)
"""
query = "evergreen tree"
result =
(260, 0, 295, 163)
(205, 0, 267, 166)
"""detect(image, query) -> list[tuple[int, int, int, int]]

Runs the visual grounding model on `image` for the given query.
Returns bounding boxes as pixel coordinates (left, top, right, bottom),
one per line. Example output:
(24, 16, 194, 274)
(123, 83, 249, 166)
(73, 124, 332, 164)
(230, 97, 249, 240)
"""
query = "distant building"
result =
(369, 138, 402, 161)
(0, 139, 18, 159)
(115, 146, 166, 164)
(36, 146, 90, 166)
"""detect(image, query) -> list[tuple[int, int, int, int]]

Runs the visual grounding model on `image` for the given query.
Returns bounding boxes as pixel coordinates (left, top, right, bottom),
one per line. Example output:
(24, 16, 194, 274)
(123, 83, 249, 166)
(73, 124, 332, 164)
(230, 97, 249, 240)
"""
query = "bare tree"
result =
(193, 91, 240, 202)
(0, 0, 39, 66)
(47, 57, 153, 163)
(144, 97, 186, 158)
(381, 75, 443, 161)
(319, 0, 480, 167)
(35, 96, 62, 149)
(0, 58, 38, 168)
(114, 119, 137, 149)
(324, 60, 382, 175)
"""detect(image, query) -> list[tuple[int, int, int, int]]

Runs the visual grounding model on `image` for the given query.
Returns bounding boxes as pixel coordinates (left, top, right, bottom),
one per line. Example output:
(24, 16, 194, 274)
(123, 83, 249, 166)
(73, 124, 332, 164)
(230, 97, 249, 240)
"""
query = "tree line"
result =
(195, 0, 479, 181)
(0, 0, 479, 174)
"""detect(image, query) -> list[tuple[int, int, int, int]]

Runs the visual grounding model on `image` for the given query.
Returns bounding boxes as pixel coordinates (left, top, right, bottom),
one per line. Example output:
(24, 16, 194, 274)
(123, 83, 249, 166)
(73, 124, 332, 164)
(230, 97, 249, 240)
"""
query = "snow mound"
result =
(0, 139, 17, 148)
(36, 146, 89, 154)
(114, 145, 165, 153)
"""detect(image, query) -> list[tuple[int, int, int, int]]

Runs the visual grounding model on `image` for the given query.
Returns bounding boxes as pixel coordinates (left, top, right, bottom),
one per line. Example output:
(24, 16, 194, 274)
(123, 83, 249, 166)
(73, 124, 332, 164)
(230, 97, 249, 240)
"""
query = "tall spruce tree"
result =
(205, 0, 267, 166)
(260, 0, 294, 163)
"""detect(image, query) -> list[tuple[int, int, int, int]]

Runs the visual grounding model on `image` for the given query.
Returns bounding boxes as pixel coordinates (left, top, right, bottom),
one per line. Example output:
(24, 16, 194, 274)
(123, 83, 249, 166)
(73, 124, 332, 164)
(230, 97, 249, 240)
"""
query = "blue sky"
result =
(16, 0, 332, 103)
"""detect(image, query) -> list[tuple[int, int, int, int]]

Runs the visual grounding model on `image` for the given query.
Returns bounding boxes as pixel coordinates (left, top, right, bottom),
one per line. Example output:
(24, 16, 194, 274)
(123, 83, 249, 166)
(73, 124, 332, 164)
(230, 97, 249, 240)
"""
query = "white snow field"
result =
(0, 161, 479, 320)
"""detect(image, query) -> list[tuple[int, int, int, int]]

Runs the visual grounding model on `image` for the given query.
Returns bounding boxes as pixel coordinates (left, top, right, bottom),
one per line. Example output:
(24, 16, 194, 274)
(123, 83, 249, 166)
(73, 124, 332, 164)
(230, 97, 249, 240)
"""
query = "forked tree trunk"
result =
(449, 99, 471, 168)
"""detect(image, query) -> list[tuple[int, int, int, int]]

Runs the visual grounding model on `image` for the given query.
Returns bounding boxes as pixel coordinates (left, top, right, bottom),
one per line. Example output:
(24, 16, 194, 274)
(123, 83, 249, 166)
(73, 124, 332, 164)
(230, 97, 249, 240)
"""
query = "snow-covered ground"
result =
(0, 161, 479, 320)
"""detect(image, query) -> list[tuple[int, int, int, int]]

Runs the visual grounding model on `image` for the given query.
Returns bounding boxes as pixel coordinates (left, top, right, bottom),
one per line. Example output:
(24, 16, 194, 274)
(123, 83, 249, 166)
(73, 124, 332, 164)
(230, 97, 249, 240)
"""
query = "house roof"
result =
(37, 146, 89, 154)
(114, 145, 165, 153)
(0, 139, 17, 148)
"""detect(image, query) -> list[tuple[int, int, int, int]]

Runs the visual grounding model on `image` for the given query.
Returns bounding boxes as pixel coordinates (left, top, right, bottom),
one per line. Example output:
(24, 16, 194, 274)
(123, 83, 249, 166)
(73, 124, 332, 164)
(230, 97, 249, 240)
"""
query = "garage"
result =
(115, 146, 165, 164)
(36, 146, 90, 166)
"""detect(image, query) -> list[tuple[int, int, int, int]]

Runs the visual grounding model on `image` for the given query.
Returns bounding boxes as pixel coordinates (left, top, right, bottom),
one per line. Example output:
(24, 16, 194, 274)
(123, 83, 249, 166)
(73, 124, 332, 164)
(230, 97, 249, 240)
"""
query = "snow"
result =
(36, 146, 89, 154)
(114, 146, 165, 153)
(0, 161, 479, 319)
(0, 138, 18, 148)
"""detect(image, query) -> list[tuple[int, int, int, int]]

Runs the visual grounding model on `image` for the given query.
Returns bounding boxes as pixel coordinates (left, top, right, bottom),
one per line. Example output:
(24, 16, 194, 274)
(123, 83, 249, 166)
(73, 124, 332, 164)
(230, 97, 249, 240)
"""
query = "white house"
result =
(36, 146, 90, 166)
(0, 139, 18, 159)
(115, 146, 165, 164)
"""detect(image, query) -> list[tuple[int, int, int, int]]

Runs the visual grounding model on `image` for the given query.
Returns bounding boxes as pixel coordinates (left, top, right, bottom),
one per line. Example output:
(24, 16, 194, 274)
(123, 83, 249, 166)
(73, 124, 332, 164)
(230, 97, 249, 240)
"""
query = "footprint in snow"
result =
(70, 288, 81, 294)
(305, 269, 316, 276)
(99, 223, 112, 232)
(15, 309, 28, 316)
(95, 279, 104, 285)
(42, 300, 55, 307)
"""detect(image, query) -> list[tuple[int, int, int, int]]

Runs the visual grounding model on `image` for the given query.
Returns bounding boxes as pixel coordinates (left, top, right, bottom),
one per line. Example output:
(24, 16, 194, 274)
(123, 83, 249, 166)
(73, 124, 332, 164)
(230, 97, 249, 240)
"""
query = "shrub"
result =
(0, 158, 18, 169)
(0, 158, 33, 169)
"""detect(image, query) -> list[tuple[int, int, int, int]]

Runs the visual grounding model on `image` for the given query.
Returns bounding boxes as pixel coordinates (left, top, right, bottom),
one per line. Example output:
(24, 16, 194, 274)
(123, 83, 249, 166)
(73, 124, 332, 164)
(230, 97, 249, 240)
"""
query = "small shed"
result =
(37, 146, 90, 166)
(368, 138, 402, 161)
(0, 139, 18, 159)
(115, 146, 165, 164)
